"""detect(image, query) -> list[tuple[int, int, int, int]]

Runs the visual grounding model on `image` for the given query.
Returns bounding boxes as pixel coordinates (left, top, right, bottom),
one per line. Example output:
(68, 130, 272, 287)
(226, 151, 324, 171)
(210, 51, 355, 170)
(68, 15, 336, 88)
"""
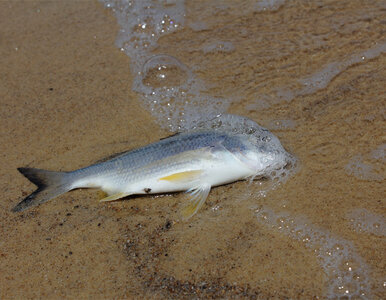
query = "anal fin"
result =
(181, 183, 211, 220)
(97, 190, 108, 200)
(100, 192, 131, 202)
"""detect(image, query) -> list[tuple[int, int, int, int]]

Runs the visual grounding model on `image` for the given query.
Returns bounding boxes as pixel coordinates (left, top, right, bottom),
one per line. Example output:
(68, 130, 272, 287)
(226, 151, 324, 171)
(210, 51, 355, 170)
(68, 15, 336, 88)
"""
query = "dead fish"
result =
(13, 125, 290, 219)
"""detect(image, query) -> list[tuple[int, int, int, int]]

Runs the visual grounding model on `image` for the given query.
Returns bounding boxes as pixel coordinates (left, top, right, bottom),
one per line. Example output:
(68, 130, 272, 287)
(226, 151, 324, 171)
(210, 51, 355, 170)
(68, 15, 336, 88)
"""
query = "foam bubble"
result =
(254, 207, 372, 298)
(347, 208, 386, 237)
(139, 55, 191, 90)
(131, 55, 230, 132)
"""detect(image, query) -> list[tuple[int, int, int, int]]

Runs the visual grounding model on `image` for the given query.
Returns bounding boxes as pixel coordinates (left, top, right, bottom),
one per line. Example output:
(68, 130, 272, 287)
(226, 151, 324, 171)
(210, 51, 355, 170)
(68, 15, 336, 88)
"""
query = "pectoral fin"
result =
(159, 170, 203, 183)
(100, 192, 131, 202)
(181, 183, 211, 220)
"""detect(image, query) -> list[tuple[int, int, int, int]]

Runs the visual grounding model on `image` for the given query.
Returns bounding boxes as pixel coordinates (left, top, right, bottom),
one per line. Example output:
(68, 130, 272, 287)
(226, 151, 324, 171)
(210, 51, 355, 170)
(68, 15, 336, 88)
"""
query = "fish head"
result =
(235, 129, 291, 176)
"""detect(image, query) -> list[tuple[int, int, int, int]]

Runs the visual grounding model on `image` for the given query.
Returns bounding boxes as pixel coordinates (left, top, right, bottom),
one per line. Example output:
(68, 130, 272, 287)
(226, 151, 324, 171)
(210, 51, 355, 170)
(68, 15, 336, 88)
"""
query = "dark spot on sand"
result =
(164, 220, 172, 230)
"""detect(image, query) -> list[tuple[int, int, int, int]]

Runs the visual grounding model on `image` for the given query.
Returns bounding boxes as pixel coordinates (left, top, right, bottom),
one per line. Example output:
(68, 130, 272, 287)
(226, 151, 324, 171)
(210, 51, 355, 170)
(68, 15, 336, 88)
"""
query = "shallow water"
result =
(0, 0, 385, 299)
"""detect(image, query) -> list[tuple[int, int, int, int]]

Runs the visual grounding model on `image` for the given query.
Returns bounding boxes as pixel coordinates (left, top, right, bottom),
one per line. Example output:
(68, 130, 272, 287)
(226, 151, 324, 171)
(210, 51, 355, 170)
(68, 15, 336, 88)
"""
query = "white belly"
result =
(125, 152, 255, 195)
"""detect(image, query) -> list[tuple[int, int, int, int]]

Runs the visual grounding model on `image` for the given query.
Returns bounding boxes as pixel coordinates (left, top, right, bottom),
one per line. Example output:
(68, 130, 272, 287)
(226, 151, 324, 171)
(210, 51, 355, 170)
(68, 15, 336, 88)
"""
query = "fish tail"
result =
(12, 167, 74, 212)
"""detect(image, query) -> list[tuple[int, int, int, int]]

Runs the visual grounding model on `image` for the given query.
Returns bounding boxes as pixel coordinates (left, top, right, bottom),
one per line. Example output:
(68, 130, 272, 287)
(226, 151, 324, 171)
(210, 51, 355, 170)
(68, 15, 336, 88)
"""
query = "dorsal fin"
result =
(159, 132, 181, 141)
(94, 150, 131, 164)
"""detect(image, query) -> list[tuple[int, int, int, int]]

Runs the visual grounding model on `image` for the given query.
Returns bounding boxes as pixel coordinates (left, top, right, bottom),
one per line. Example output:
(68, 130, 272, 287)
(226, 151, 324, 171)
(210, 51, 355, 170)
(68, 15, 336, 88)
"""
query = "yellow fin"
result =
(181, 184, 211, 220)
(159, 170, 203, 182)
(100, 192, 131, 202)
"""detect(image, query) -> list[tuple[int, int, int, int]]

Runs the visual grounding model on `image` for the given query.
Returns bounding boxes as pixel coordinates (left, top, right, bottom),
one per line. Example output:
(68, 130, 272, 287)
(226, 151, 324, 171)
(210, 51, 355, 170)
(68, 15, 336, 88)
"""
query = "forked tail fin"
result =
(13, 167, 73, 212)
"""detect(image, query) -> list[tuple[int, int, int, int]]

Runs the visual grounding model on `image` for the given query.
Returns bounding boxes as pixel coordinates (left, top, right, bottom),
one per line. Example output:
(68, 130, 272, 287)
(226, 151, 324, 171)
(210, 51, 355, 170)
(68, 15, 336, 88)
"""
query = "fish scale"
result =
(73, 131, 244, 182)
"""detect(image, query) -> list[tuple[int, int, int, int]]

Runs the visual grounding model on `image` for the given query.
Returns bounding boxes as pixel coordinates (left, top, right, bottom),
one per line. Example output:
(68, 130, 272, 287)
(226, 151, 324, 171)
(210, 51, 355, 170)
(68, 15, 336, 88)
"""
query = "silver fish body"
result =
(14, 118, 291, 218)
(74, 131, 256, 193)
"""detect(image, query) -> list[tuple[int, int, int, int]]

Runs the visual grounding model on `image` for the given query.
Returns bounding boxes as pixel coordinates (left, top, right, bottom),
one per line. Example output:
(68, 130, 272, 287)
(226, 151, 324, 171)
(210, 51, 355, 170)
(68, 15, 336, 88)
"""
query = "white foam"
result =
(247, 41, 386, 108)
(345, 144, 385, 182)
(188, 21, 209, 32)
(294, 41, 386, 100)
(267, 119, 296, 130)
(254, 0, 286, 12)
(347, 208, 386, 237)
(254, 206, 372, 298)
(202, 41, 235, 54)
(132, 54, 230, 132)
(345, 156, 383, 182)
(186, 1, 286, 34)
(194, 113, 271, 134)
(370, 144, 386, 162)
(102, 0, 234, 131)
(296, 42, 386, 97)
(101, 0, 186, 74)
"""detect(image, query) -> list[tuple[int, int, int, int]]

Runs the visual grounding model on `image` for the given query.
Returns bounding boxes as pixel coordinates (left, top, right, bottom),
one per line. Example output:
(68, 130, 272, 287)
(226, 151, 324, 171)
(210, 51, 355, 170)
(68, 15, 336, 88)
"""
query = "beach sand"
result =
(0, 0, 385, 298)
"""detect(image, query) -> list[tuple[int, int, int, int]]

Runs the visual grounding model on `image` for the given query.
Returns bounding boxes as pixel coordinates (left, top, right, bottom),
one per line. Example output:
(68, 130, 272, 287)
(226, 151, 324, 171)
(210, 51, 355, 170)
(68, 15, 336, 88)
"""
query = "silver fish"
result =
(13, 115, 291, 219)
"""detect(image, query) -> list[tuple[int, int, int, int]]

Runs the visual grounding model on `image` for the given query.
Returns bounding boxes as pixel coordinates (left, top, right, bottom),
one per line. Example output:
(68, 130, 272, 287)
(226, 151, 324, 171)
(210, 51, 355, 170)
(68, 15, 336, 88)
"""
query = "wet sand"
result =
(0, 0, 385, 299)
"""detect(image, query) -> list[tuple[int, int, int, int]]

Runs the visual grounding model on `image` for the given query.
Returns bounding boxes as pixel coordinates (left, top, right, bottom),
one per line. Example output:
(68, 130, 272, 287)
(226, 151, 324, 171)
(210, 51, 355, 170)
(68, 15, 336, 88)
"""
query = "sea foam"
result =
(347, 208, 386, 237)
(345, 144, 385, 182)
(254, 207, 372, 299)
(247, 41, 386, 109)
(101, 0, 230, 132)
